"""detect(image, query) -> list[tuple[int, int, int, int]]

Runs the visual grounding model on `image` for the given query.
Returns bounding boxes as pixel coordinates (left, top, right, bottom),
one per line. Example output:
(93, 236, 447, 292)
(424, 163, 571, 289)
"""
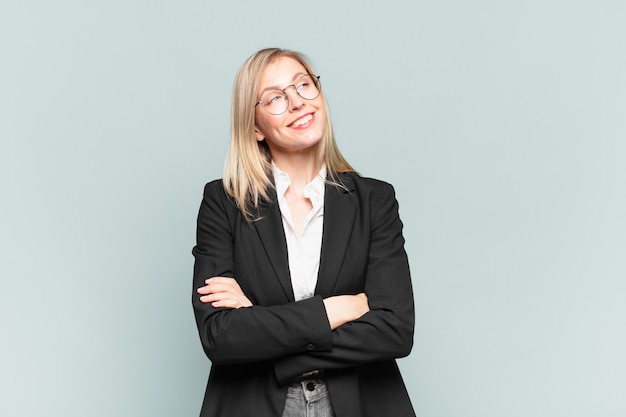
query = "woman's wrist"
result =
(323, 293, 369, 330)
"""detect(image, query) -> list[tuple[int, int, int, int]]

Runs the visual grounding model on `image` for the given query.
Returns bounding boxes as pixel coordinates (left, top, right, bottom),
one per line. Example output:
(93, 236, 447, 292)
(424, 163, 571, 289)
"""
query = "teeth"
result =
(292, 114, 312, 127)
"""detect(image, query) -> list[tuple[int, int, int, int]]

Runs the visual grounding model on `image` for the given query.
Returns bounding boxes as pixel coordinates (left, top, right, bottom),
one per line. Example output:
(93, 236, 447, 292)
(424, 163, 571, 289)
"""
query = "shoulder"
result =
(201, 179, 236, 209)
(339, 171, 401, 214)
(195, 179, 244, 227)
(203, 178, 224, 193)
(333, 172, 403, 227)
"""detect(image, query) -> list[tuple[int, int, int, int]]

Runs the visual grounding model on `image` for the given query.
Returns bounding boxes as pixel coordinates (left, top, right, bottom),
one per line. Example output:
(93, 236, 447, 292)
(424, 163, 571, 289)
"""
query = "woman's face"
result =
(254, 56, 326, 158)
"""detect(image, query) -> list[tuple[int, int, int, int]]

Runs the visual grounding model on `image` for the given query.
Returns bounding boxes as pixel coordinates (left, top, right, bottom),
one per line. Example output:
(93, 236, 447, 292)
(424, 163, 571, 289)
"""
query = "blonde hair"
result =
(223, 48, 354, 221)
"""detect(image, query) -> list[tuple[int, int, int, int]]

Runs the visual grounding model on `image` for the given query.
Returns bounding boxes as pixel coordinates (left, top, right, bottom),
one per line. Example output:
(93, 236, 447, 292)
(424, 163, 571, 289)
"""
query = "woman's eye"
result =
(266, 94, 283, 104)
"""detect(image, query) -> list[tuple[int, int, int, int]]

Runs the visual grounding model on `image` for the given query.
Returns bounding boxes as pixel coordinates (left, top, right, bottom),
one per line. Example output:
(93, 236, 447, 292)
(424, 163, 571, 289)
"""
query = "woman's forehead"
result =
(259, 57, 307, 88)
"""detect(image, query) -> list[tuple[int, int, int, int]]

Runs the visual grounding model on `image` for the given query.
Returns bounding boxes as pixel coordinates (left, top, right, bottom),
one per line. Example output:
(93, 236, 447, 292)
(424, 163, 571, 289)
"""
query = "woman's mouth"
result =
(289, 113, 314, 128)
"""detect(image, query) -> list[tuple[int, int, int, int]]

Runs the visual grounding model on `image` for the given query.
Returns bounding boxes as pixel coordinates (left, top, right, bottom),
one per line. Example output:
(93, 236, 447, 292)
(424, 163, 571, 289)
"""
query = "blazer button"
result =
(306, 343, 315, 351)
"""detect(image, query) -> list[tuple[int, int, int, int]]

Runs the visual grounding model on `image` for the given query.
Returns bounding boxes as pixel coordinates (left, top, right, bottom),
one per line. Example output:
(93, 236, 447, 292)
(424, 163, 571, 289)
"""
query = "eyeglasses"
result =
(255, 74, 321, 115)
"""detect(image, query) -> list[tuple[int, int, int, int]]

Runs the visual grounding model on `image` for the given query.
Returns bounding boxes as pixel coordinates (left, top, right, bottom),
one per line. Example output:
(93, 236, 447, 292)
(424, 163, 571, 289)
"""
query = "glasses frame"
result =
(255, 74, 321, 115)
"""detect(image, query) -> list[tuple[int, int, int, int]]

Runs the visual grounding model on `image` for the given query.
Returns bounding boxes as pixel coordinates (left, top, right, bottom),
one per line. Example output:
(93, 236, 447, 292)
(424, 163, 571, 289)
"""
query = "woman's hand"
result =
(323, 293, 369, 330)
(197, 277, 253, 309)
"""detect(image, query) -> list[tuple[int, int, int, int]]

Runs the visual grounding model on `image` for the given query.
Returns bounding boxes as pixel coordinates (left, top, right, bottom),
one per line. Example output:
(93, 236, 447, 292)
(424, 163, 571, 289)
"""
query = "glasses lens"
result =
(259, 90, 288, 115)
(295, 74, 320, 100)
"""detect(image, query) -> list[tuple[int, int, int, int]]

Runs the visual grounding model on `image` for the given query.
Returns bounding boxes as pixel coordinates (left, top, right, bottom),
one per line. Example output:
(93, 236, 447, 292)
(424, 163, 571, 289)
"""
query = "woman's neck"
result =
(272, 153, 322, 188)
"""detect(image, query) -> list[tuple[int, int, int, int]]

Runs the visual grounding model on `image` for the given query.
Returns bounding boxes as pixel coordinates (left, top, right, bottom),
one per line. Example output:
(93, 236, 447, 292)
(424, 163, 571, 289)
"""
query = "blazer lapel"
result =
(253, 197, 295, 302)
(316, 175, 356, 296)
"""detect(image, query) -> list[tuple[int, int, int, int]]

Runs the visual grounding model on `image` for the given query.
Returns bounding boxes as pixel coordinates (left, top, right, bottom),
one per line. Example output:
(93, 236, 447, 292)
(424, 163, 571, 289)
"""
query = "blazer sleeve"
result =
(192, 181, 334, 366)
(273, 181, 415, 384)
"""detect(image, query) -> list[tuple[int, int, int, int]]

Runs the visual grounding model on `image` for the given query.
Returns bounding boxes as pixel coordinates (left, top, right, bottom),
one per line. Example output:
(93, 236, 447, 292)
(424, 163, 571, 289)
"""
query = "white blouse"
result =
(272, 163, 326, 302)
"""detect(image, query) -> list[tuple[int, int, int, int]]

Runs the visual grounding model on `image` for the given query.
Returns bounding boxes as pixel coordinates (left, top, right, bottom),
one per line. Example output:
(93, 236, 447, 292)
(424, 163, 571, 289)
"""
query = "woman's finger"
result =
(197, 282, 243, 295)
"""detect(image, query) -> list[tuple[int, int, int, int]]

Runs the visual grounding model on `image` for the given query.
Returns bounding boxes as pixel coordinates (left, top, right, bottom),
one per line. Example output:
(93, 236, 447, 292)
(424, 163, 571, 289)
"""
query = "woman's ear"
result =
(254, 127, 264, 142)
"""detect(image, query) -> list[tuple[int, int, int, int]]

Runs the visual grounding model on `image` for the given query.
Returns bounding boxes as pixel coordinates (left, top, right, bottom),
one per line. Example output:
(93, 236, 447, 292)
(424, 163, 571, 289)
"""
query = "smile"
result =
(289, 113, 314, 128)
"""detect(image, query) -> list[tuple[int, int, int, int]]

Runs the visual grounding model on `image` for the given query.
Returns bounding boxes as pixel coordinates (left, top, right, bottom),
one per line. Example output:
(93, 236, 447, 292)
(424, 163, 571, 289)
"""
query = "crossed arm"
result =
(196, 277, 370, 330)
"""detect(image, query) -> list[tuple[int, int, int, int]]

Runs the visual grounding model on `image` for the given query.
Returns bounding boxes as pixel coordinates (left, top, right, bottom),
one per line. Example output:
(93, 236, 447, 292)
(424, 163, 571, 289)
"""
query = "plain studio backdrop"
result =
(1, 1, 624, 416)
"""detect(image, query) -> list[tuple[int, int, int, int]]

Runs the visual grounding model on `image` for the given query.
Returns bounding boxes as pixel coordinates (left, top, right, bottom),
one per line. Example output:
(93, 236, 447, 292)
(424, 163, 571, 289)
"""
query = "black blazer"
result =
(192, 172, 416, 417)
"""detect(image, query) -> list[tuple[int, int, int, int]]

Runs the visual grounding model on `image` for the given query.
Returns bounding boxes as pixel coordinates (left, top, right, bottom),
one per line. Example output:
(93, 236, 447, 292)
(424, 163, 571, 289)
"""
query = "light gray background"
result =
(1, 1, 625, 416)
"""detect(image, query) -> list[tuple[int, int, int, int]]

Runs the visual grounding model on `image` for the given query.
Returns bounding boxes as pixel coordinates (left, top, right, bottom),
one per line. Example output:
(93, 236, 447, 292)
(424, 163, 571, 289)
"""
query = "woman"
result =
(192, 48, 416, 417)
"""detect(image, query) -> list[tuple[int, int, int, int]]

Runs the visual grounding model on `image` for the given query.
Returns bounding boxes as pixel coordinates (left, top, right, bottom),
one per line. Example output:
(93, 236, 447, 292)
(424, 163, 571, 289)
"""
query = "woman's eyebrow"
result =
(258, 72, 307, 94)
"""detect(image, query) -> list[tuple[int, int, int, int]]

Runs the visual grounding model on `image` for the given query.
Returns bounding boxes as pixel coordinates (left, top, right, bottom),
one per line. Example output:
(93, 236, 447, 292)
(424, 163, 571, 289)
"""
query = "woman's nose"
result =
(285, 88, 304, 111)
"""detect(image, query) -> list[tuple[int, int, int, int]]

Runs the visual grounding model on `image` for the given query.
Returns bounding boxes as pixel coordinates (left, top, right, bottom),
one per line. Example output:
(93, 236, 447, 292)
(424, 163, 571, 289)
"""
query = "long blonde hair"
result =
(223, 48, 354, 221)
